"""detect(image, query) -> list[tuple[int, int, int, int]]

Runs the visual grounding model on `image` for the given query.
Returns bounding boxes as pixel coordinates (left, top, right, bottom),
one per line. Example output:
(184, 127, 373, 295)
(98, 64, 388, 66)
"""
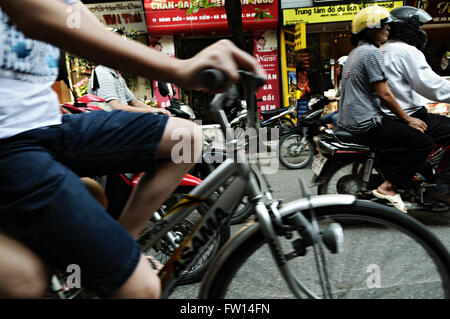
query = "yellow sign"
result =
(283, 1, 404, 25)
(294, 23, 306, 51)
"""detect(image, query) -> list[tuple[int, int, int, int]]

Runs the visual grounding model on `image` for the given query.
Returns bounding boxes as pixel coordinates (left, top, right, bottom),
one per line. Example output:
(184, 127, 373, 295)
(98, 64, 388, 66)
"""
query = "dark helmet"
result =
(389, 6, 433, 51)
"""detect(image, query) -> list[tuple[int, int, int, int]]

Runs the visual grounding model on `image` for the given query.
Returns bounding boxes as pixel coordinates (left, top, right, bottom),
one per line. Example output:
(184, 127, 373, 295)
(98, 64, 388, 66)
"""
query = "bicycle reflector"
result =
(321, 223, 344, 254)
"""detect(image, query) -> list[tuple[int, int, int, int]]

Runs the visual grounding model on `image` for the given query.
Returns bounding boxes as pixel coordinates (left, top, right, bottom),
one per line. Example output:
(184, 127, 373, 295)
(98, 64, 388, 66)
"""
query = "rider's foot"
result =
(376, 181, 397, 197)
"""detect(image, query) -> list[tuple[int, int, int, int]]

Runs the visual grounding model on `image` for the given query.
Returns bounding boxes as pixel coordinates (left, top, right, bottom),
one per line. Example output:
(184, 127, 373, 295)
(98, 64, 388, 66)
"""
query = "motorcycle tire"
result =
(279, 132, 315, 169)
(317, 157, 383, 197)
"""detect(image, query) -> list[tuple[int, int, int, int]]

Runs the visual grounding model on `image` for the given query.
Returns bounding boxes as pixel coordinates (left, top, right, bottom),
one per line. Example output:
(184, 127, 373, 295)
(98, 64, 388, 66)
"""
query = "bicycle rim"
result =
(205, 201, 450, 298)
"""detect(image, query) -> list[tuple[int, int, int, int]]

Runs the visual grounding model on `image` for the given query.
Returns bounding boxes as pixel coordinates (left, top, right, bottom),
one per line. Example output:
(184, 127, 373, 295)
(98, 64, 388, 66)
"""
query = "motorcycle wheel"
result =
(317, 158, 383, 198)
(279, 132, 315, 169)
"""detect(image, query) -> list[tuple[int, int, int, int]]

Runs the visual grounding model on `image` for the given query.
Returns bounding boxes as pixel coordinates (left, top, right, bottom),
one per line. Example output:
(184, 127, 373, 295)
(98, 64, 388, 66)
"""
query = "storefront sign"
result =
(283, 1, 403, 25)
(86, 1, 147, 32)
(143, 0, 278, 35)
(294, 23, 306, 51)
(406, 0, 450, 24)
(254, 31, 280, 112)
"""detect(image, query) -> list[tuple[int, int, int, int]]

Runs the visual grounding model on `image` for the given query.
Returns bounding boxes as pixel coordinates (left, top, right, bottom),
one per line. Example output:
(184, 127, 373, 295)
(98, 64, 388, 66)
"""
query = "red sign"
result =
(253, 31, 280, 116)
(143, 0, 278, 35)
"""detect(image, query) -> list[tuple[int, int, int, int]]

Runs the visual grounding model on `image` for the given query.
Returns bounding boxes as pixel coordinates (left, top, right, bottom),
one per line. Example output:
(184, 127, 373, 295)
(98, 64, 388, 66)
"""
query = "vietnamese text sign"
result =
(283, 1, 404, 25)
(144, 0, 278, 35)
(406, 0, 450, 24)
(86, 1, 147, 32)
(254, 31, 280, 112)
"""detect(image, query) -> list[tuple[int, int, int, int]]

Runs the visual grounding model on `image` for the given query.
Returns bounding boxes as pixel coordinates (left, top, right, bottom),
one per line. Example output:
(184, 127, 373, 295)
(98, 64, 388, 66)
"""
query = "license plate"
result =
(311, 154, 327, 176)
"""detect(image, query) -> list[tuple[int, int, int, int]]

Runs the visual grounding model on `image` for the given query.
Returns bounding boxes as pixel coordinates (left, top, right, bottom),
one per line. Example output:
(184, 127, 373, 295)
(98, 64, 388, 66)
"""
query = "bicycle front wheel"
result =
(203, 200, 450, 299)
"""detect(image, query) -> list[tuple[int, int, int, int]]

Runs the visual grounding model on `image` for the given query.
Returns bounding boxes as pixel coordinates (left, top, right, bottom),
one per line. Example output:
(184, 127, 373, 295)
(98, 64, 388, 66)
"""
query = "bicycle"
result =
(136, 70, 450, 299)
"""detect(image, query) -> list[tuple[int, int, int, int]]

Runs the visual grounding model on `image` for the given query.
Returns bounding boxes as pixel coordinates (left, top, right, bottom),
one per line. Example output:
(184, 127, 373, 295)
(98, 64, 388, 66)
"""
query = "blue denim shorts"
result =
(0, 110, 169, 297)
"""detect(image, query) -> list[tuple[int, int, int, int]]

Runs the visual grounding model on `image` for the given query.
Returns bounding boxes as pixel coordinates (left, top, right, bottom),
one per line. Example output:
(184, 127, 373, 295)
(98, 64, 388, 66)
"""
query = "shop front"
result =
(281, 0, 403, 113)
(143, 0, 280, 123)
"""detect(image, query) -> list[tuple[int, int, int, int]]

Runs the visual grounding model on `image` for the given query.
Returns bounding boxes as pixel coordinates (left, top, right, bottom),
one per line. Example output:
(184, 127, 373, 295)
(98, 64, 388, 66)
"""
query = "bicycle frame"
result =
(138, 73, 356, 299)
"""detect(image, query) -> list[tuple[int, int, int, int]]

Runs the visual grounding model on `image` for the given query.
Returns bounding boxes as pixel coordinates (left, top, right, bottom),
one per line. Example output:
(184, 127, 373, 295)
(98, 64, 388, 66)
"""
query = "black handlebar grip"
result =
(199, 69, 226, 91)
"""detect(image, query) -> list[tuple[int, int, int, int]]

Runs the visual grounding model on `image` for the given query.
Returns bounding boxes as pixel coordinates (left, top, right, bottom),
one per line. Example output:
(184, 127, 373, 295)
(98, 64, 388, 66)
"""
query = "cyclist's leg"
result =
(51, 110, 202, 238)
(0, 231, 49, 298)
(0, 143, 159, 298)
(81, 177, 108, 209)
(119, 116, 203, 237)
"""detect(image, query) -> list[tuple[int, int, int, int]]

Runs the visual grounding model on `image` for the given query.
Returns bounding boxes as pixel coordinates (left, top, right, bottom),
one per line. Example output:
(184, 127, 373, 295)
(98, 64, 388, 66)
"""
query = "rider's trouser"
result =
(358, 116, 434, 189)
(412, 107, 450, 193)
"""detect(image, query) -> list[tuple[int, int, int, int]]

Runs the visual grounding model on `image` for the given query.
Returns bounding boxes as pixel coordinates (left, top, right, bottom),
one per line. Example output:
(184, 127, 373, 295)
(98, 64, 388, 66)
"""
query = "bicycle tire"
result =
(141, 194, 230, 285)
(279, 133, 315, 169)
(202, 200, 450, 298)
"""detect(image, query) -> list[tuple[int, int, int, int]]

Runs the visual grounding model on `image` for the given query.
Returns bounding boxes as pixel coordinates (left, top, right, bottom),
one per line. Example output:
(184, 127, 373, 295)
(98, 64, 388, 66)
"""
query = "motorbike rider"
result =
(321, 56, 347, 127)
(0, 0, 264, 298)
(337, 5, 433, 213)
(87, 29, 171, 116)
(380, 6, 450, 206)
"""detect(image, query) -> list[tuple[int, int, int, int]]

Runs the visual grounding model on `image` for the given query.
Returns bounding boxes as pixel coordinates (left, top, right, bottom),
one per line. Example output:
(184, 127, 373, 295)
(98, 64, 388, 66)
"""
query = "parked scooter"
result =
(311, 127, 450, 212)
(259, 104, 297, 137)
(278, 96, 330, 169)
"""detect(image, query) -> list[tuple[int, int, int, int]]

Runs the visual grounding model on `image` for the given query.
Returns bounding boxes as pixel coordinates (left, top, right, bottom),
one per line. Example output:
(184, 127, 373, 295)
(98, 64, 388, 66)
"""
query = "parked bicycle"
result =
(136, 70, 450, 299)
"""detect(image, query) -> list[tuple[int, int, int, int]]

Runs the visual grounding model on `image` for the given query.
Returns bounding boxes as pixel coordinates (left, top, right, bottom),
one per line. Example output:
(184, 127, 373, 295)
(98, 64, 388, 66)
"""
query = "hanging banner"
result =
(143, 0, 278, 35)
(86, 1, 148, 33)
(283, 1, 404, 25)
(149, 36, 179, 108)
(254, 30, 280, 113)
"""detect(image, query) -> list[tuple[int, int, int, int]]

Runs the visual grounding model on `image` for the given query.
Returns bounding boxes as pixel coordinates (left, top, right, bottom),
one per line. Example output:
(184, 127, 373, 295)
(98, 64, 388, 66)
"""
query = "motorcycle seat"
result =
(333, 128, 379, 146)
(260, 107, 291, 120)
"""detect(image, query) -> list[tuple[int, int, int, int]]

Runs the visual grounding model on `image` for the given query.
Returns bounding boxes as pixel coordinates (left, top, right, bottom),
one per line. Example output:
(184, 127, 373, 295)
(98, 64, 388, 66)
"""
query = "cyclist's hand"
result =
(176, 39, 265, 92)
(152, 108, 171, 116)
(406, 116, 427, 133)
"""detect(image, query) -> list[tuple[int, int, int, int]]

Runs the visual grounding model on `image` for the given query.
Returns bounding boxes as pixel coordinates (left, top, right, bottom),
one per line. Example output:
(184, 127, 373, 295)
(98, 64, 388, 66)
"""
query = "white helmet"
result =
(338, 56, 348, 66)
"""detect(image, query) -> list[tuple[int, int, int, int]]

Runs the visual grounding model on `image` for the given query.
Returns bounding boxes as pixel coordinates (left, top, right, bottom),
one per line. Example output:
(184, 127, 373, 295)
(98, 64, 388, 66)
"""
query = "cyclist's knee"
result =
(0, 233, 49, 298)
(158, 118, 203, 163)
(109, 254, 161, 299)
(2, 269, 49, 298)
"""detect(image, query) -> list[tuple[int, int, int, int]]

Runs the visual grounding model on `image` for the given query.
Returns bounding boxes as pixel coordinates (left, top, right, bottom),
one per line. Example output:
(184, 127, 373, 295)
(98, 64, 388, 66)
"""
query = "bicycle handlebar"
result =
(199, 69, 266, 91)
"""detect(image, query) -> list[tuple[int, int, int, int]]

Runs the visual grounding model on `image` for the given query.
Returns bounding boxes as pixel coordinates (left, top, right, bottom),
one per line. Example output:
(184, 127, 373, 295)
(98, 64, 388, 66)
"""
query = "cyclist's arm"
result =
(0, 0, 264, 91)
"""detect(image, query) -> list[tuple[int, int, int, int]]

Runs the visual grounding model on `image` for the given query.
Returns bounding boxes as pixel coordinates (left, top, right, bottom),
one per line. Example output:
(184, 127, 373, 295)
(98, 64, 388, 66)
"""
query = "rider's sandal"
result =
(372, 190, 408, 213)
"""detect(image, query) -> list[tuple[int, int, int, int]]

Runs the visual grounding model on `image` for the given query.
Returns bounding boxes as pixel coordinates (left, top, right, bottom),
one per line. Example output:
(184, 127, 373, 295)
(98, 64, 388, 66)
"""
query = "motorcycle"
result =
(259, 104, 297, 137)
(311, 126, 450, 212)
(278, 96, 330, 169)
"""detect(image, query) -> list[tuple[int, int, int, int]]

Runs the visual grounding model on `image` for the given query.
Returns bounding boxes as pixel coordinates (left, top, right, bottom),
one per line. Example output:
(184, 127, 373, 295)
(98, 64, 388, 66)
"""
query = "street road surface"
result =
(167, 153, 450, 299)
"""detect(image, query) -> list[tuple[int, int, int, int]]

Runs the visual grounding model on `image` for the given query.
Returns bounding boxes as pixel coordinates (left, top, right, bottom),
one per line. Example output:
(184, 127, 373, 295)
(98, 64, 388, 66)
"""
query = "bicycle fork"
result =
(254, 200, 342, 299)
